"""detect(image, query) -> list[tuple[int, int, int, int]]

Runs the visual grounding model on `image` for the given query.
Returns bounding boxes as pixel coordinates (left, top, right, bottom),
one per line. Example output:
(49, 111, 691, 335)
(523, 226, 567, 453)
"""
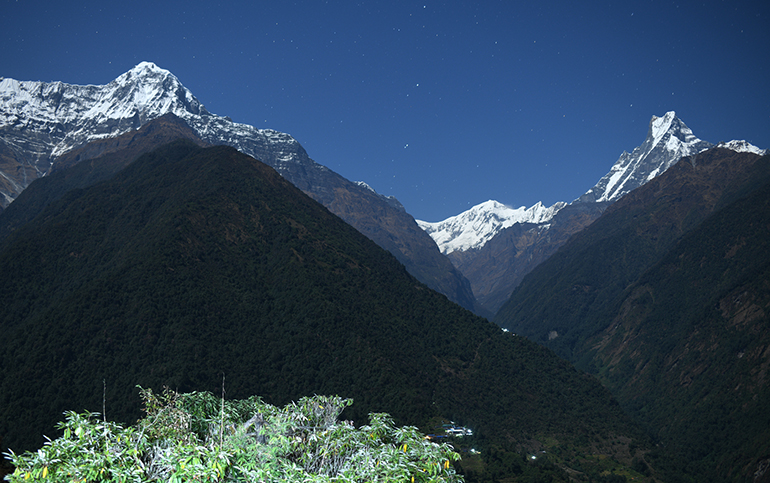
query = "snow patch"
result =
(650, 111, 676, 148)
(717, 140, 767, 156)
(355, 181, 376, 193)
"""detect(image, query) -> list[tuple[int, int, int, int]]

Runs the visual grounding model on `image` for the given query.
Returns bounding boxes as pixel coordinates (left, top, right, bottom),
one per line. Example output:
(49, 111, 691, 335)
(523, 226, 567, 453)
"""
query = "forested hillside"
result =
(0, 140, 653, 481)
(496, 148, 770, 481)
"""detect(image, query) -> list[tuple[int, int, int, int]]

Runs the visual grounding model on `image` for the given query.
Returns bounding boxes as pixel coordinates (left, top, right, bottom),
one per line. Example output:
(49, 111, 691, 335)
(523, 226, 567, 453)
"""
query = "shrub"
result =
(4, 387, 462, 482)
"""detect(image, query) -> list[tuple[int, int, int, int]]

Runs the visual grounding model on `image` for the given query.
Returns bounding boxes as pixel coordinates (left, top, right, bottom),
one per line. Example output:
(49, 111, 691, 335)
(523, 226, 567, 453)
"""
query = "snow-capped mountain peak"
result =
(125, 61, 169, 77)
(0, 61, 214, 160)
(649, 111, 677, 147)
(0, 62, 312, 206)
(576, 111, 713, 204)
(416, 199, 566, 254)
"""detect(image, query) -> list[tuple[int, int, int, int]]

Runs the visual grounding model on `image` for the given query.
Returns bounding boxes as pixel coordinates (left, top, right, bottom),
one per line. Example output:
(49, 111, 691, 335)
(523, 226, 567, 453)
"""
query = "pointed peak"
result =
(649, 111, 677, 143)
(577, 111, 712, 204)
(475, 199, 512, 211)
(650, 110, 676, 123)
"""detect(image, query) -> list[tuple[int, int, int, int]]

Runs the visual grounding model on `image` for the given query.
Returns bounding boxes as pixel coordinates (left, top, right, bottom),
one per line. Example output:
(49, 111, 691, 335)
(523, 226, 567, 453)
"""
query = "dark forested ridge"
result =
(0, 140, 652, 481)
(1, 107, 480, 314)
(495, 148, 770, 481)
(496, 148, 769, 356)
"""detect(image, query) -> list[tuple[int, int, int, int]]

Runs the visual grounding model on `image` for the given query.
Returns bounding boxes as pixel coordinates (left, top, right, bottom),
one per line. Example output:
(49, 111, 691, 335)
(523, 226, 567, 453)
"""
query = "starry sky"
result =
(2, 0, 769, 222)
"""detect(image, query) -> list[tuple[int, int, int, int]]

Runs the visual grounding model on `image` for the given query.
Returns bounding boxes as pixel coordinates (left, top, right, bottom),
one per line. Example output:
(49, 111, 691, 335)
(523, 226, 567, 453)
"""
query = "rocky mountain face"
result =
(419, 112, 723, 315)
(494, 147, 770, 481)
(0, 62, 478, 312)
(575, 111, 713, 203)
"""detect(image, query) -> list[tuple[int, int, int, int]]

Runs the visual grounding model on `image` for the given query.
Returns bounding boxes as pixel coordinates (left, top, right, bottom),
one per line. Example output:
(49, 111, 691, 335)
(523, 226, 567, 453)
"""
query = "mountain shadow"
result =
(495, 147, 770, 481)
(0, 113, 206, 241)
(0, 140, 652, 480)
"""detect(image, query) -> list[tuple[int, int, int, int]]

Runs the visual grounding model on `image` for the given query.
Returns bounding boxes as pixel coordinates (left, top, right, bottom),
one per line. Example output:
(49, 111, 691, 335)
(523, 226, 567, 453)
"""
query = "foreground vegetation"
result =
(4, 388, 461, 482)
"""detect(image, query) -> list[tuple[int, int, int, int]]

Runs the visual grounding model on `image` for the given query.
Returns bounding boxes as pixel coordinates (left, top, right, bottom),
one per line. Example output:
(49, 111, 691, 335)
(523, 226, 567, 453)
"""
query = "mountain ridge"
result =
(417, 111, 763, 315)
(0, 113, 206, 241)
(493, 147, 770, 481)
(417, 200, 566, 254)
(0, 62, 479, 312)
(495, 146, 770, 349)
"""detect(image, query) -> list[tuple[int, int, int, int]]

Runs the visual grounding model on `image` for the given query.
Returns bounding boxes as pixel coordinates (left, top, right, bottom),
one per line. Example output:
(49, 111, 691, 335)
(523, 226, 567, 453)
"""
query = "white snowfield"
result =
(716, 140, 767, 156)
(417, 200, 566, 254)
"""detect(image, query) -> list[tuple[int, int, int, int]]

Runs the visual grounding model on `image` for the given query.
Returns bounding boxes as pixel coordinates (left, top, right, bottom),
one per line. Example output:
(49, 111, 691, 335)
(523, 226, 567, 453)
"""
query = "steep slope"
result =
(495, 148, 770, 481)
(421, 112, 713, 315)
(0, 141, 651, 480)
(0, 62, 477, 311)
(586, 172, 770, 482)
(495, 147, 767, 353)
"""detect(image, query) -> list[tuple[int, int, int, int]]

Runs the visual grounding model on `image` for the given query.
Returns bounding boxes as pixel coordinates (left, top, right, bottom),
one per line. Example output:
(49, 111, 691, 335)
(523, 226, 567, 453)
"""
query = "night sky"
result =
(2, 0, 769, 222)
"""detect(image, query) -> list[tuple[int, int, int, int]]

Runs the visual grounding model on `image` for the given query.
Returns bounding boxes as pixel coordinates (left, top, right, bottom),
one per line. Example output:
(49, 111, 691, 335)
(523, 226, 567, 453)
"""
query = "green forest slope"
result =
(0, 140, 652, 481)
(496, 149, 770, 481)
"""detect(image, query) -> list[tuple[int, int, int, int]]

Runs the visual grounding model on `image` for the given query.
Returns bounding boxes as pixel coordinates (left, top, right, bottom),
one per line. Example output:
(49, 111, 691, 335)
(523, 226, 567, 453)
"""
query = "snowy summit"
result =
(576, 111, 713, 203)
(416, 200, 566, 254)
(0, 61, 310, 206)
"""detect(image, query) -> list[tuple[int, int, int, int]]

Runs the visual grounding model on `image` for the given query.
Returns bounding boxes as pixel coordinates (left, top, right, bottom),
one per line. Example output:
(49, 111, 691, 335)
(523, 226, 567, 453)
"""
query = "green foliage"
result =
(4, 389, 462, 482)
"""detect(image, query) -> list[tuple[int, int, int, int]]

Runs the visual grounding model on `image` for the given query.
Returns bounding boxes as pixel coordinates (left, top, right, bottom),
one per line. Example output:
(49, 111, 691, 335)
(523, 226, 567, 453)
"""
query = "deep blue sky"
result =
(3, 0, 769, 221)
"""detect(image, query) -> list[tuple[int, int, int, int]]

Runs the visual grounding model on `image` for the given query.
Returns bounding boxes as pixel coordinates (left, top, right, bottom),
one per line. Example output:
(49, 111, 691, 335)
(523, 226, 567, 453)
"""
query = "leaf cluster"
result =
(4, 388, 462, 483)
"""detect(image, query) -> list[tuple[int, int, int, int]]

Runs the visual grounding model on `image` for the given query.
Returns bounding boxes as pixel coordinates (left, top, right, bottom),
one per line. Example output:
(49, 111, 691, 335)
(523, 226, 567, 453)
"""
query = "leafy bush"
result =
(4, 387, 461, 482)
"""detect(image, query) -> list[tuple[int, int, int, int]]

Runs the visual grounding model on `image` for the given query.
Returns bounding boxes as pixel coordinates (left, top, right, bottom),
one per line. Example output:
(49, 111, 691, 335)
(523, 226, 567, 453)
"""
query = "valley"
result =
(1, 62, 768, 482)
